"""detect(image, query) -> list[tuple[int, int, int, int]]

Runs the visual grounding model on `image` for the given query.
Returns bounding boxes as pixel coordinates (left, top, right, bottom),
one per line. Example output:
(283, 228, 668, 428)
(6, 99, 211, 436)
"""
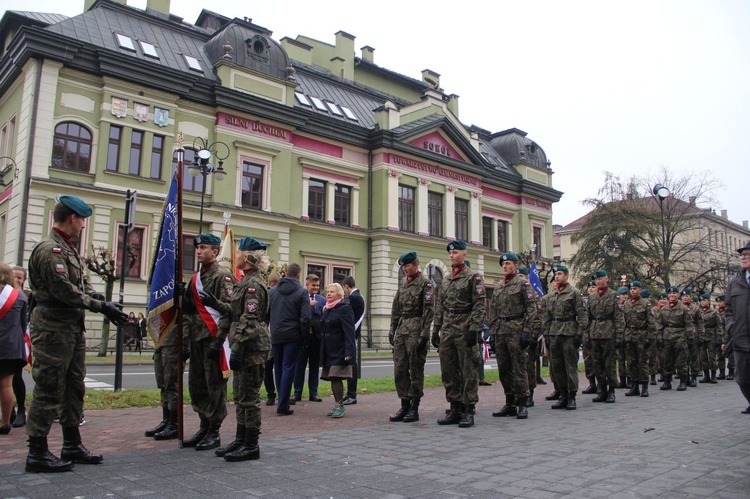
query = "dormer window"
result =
(140, 41, 159, 59)
(310, 96, 327, 112)
(184, 54, 203, 72)
(295, 93, 312, 107)
(247, 35, 269, 62)
(116, 33, 135, 51)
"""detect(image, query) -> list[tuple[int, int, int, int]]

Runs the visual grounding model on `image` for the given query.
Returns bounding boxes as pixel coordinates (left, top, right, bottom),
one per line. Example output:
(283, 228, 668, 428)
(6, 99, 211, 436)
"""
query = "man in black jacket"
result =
(725, 241, 750, 414)
(342, 277, 365, 405)
(269, 263, 310, 415)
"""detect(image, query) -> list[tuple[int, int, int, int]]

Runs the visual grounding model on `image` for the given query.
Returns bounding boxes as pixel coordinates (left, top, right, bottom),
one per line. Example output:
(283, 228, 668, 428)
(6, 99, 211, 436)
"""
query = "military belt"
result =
(35, 300, 67, 308)
(552, 317, 576, 322)
(593, 315, 614, 321)
(628, 326, 647, 331)
(498, 314, 524, 321)
(666, 323, 683, 328)
(401, 311, 423, 319)
(444, 306, 472, 315)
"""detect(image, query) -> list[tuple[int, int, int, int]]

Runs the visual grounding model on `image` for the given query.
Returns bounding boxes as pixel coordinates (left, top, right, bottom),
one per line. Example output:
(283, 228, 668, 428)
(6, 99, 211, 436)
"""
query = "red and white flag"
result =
(191, 272, 231, 378)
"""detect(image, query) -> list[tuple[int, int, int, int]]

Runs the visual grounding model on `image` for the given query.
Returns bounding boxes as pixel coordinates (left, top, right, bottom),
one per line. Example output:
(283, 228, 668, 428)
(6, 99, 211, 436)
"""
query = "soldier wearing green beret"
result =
(585, 270, 625, 403)
(181, 233, 235, 451)
(490, 253, 538, 420)
(681, 288, 704, 387)
(715, 295, 732, 379)
(698, 294, 720, 384)
(622, 281, 655, 397)
(388, 251, 434, 423)
(615, 286, 630, 389)
(25, 196, 129, 473)
(433, 240, 485, 428)
(516, 266, 543, 407)
(579, 280, 599, 395)
(656, 286, 695, 391)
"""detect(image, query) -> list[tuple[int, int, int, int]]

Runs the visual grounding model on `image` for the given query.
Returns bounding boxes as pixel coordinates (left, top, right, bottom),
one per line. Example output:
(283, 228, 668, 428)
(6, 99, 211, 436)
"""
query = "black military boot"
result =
(581, 377, 597, 394)
(526, 389, 535, 408)
(657, 373, 666, 382)
(215, 424, 244, 457)
(660, 375, 672, 390)
(544, 388, 561, 401)
(717, 369, 726, 380)
(616, 375, 627, 389)
(727, 369, 735, 380)
(224, 428, 260, 462)
(25, 436, 75, 473)
(60, 426, 103, 464)
(650, 374, 657, 386)
(625, 383, 640, 396)
(566, 391, 577, 410)
(710, 370, 718, 383)
(640, 382, 649, 397)
(458, 404, 475, 428)
(551, 392, 568, 409)
(688, 375, 697, 388)
(516, 397, 528, 420)
(699, 369, 712, 383)
(676, 375, 688, 391)
(437, 402, 463, 425)
(626, 377, 633, 389)
(12, 407, 26, 428)
(492, 396, 517, 417)
(182, 418, 209, 447)
(403, 398, 420, 423)
(154, 410, 178, 440)
(145, 407, 169, 437)
(389, 399, 411, 422)
(605, 386, 616, 403)
(196, 423, 221, 451)
(592, 387, 608, 402)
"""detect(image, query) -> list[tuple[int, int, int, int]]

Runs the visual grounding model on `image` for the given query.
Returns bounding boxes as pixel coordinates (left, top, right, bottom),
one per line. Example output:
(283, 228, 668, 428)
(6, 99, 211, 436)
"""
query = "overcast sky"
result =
(4, 0, 748, 228)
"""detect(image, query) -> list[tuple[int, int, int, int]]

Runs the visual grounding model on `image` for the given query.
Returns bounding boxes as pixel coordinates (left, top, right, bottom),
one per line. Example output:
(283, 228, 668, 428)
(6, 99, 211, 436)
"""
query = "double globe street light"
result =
(652, 183, 672, 288)
(188, 138, 229, 234)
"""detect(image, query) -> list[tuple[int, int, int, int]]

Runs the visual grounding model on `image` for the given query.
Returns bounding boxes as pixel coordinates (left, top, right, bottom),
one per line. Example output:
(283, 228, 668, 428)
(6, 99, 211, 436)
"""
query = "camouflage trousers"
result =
(590, 339, 617, 388)
(439, 331, 479, 406)
(26, 329, 86, 437)
(700, 341, 718, 371)
(526, 342, 538, 391)
(650, 343, 662, 375)
(688, 341, 701, 376)
(188, 337, 227, 426)
(234, 349, 268, 433)
(393, 333, 428, 399)
(496, 334, 530, 398)
(582, 347, 594, 379)
(625, 340, 650, 383)
(549, 335, 579, 393)
(154, 346, 179, 411)
(617, 346, 627, 378)
(663, 337, 689, 377)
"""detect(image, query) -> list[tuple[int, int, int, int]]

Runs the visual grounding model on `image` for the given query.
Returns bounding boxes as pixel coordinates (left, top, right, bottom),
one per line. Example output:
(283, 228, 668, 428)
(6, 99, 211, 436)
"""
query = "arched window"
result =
(51, 122, 92, 172)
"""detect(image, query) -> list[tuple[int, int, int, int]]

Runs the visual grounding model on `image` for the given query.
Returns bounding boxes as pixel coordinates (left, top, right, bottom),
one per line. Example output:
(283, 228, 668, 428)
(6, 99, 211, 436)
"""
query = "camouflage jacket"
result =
(687, 303, 705, 339)
(700, 308, 721, 343)
(390, 272, 434, 339)
(585, 288, 625, 340)
(434, 265, 486, 335)
(228, 268, 270, 364)
(656, 301, 695, 341)
(183, 262, 234, 343)
(542, 284, 586, 337)
(718, 310, 729, 342)
(488, 274, 537, 335)
(623, 297, 656, 341)
(28, 230, 102, 332)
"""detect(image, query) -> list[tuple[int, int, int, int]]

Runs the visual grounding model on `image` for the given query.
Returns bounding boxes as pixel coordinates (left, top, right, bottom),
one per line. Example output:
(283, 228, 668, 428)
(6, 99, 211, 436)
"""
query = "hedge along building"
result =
(0, 0, 562, 348)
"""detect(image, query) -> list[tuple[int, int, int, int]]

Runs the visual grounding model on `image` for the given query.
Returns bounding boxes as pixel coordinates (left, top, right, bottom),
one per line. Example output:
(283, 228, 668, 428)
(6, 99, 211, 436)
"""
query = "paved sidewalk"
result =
(1, 374, 748, 498)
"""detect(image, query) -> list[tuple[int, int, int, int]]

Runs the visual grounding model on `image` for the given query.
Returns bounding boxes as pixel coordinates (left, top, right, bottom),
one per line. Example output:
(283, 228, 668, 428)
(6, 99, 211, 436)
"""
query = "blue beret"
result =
(554, 265, 570, 274)
(681, 288, 691, 296)
(659, 292, 668, 299)
(630, 280, 642, 288)
(464, 259, 471, 267)
(716, 295, 725, 302)
(517, 266, 529, 275)
(700, 293, 711, 301)
(617, 287, 629, 295)
(238, 237, 266, 251)
(447, 240, 467, 251)
(592, 270, 608, 279)
(499, 252, 519, 263)
(588, 280, 596, 287)
(692, 297, 699, 303)
(58, 195, 92, 217)
(397, 251, 418, 266)
(194, 233, 221, 246)
(641, 290, 652, 298)
(667, 286, 680, 293)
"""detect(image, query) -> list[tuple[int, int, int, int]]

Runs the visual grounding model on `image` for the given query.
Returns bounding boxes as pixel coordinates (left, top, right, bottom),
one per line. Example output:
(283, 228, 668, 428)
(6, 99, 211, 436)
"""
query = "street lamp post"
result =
(188, 138, 229, 234)
(652, 183, 671, 288)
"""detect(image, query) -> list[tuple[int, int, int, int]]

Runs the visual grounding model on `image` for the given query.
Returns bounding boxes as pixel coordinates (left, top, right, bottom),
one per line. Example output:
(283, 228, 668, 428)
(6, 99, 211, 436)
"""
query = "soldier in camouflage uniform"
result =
(681, 289, 704, 387)
(146, 323, 180, 440)
(25, 196, 128, 473)
(698, 293, 720, 384)
(182, 234, 234, 451)
(580, 281, 599, 395)
(489, 253, 537, 420)
(518, 267, 542, 407)
(616, 287, 630, 389)
(584, 270, 624, 403)
(656, 286, 695, 391)
(542, 265, 587, 410)
(715, 295, 733, 379)
(653, 292, 669, 383)
(388, 251, 434, 423)
(210, 237, 271, 461)
(640, 289, 658, 386)
(542, 280, 562, 400)
(432, 240, 485, 428)
(622, 281, 655, 397)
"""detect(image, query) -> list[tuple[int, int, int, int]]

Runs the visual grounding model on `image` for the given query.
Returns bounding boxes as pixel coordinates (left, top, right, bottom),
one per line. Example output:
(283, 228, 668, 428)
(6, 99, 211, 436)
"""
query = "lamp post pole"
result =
(653, 183, 671, 289)
(198, 168, 208, 234)
(189, 138, 229, 235)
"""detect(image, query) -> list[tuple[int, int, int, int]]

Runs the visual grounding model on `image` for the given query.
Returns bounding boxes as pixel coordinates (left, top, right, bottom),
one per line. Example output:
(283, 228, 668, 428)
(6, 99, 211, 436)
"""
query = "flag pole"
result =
(175, 133, 185, 446)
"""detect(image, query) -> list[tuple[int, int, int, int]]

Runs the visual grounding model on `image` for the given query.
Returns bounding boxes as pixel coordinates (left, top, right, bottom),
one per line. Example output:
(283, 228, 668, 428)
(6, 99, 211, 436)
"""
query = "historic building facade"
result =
(0, 0, 562, 348)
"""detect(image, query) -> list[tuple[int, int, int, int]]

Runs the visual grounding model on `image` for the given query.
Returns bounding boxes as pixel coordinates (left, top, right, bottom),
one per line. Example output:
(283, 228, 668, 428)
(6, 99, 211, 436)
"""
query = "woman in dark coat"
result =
(0, 263, 28, 434)
(319, 283, 356, 418)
